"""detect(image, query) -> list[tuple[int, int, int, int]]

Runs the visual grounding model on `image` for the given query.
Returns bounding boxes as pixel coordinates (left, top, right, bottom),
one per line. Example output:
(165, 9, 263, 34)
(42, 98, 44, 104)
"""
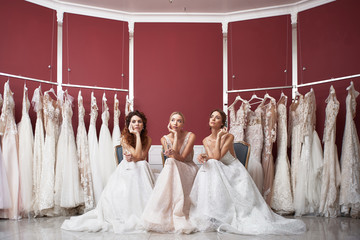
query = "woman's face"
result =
(130, 115, 144, 132)
(209, 111, 223, 129)
(170, 114, 184, 132)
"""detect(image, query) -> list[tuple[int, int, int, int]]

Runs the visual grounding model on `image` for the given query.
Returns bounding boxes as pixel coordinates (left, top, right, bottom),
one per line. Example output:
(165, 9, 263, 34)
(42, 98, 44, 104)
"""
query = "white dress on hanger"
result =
(76, 90, 94, 211)
(0, 81, 20, 219)
(142, 132, 199, 233)
(228, 101, 249, 142)
(17, 84, 34, 215)
(339, 82, 360, 218)
(61, 157, 156, 233)
(112, 94, 121, 148)
(98, 93, 117, 187)
(189, 151, 306, 235)
(245, 103, 264, 193)
(0, 93, 12, 210)
(55, 92, 83, 209)
(31, 86, 45, 216)
(270, 93, 294, 214)
(88, 92, 102, 205)
(319, 86, 341, 217)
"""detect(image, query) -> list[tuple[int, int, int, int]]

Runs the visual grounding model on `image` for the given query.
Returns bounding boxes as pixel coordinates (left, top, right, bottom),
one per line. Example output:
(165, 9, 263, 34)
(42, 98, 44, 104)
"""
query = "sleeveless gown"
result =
(228, 101, 249, 142)
(142, 132, 199, 233)
(189, 151, 306, 235)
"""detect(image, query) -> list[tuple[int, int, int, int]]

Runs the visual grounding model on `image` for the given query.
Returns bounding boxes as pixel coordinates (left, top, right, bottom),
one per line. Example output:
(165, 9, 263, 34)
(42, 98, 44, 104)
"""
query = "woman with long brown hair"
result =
(62, 110, 155, 233)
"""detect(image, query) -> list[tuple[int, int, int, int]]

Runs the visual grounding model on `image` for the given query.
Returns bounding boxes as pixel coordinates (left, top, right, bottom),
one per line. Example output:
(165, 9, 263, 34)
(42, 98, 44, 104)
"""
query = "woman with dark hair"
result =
(189, 109, 306, 235)
(142, 111, 198, 233)
(62, 110, 155, 233)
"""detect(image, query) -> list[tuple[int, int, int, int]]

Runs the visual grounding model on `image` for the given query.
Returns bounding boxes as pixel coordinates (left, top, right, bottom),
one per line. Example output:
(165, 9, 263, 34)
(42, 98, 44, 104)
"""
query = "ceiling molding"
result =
(26, 0, 335, 24)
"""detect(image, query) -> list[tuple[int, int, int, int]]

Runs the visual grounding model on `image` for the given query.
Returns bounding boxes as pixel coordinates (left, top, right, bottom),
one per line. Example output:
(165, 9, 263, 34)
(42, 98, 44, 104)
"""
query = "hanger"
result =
(45, 87, 57, 98)
(228, 95, 247, 109)
(346, 81, 354, 91)
(249, 93, 264, 103)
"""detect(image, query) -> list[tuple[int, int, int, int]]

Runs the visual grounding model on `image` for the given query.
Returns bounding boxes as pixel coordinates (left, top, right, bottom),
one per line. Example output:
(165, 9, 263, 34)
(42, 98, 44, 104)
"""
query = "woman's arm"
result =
(168, 133, 196, 162)
(122, 136, 152, 162)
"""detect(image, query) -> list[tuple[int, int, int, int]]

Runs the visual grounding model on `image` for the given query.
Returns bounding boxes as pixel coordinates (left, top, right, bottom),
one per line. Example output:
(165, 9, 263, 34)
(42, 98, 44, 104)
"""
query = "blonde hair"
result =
(169, 111, 185, 123)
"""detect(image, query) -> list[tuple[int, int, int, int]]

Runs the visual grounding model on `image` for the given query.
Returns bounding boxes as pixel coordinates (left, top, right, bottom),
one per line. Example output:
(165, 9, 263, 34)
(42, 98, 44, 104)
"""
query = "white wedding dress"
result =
(189, 151, 306, 235)
(88, 92, 103, 205)
(61, 159, 156, 233)
(142, 132, 199, 233)
(228, 101, 249, 142)
(98, 93, 117, 187)
(17, 84, 34, 215)
(270, 93, 294, 214)
(112, 94, 121, 148)
(339, 82, 360, 218)
(76, 90, 94, 211)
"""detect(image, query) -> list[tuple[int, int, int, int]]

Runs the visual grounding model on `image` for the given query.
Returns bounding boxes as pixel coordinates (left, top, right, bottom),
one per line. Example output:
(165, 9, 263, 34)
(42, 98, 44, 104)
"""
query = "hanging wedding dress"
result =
(289, 93, 304, 197)
(228, 100, 249, 142)
(17, 84, 34, 216)
(0, 81, 20, 219)
(55, 91, 83, 209)
(262, 94, 277, 205)
(319, 86, 341, 217)
(98, 93, 117, 187)
(76, 90, 94, 211)
(142, 132, 199, 233)
(339, 82, 360, 218)
(112, 94, 121, 148)
(61, 156, 156, 233)
(88, 92, 102, 205)
(31, 86, 45, 216)
(294, 89, 323, 216)
(189, 151, 306, 235)
(0, 93, 12, 211)
(270, 93, 294, 214)
(245, 102, 264, 193)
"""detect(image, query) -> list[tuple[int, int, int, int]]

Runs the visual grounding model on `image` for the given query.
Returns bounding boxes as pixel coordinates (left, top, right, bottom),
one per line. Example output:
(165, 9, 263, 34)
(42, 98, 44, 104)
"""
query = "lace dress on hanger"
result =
(99, 93, 117, 187)
(17, 84, 34, 215)
(294, 89, 323, 216)
(31, 86, 45, 216)
(270, 93, 294, 214)
(189, 151, 306, 235)
(0, 93, 12, 210)
(142, 132, 199, 233)
(88, 92, 103, 205)
(245, 103, 264, 193)
(289, 94, 304, 197)
(112, 94, 121, 148)
(262, 95, 277, 205)
(76, 91, 94, 211)
(55, 93, 84, 209)
(0, 81, 20, 219)
(228, 101, 249, 142)
(319, 86, 341, 217)
(62, 148, 156, 233)
(339, 83, 360, 218)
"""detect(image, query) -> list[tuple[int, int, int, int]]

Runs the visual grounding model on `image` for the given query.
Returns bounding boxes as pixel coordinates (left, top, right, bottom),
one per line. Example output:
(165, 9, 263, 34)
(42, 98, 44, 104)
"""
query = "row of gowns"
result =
(0, 81, 122, 219)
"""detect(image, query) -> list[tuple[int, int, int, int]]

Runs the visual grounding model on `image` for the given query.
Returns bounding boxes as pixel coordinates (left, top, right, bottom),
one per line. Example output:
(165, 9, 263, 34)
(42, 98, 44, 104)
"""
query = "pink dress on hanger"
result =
(0, 81, 20, 219)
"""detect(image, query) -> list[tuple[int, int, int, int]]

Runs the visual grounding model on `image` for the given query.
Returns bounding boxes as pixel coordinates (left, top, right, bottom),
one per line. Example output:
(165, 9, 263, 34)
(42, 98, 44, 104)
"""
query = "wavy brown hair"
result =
(121, 110, 148, 148)
(210, 109, 227, 128)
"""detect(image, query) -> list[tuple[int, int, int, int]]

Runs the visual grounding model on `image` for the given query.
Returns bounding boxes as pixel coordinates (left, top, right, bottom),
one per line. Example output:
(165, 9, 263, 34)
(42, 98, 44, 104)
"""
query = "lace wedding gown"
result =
(262, 95, 277, 204)
(228, 101, 249, 142)
(319, 86, 341, 217)
(0, 81, 20, 219)
(88, 92, 103, 204)
(61, 159, 156, 233)
(245, 103, 264, 193)
(142, 132, 199, 233)
(112, 94, 121, 148)
(17, 84, 34, 215)
(31, 86, 45, 216)
(189, 151, 306, 235)
(339, 82, 360, 218)
(76, 90, 94, 211)
(55, 93, 83, 209)
(270, 93, 294, 214)
(99, 93, 117, 187)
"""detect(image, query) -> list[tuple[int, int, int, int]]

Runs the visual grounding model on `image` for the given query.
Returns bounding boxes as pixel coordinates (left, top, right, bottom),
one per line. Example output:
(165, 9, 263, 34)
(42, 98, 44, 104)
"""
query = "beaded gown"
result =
(228, 100, 249, 142)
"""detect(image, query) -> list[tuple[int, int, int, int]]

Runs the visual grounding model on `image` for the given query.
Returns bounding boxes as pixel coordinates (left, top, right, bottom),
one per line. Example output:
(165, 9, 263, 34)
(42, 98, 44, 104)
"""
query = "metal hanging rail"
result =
(297, 73, 360, 88)
(0, 72, 58, 86)
(227, 85, 293, 94)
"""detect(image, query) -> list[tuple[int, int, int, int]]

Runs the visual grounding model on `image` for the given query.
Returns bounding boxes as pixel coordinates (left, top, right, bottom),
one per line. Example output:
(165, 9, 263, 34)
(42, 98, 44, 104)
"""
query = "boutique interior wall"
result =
(0, 0, 359, 157)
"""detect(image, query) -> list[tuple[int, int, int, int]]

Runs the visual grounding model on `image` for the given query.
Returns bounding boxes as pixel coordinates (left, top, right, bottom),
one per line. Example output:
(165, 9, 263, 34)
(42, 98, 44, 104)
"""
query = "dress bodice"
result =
(101, 94, 109, 126)
(62, 99, 73, 124)
(32, 87, 43, 119)
(347, 83, 359, 119)
(247, 103, 263, 126)
(219, 151, 237, 165)
(228, 101, 249, 142)
(164, 132, 193, 162)
(22, 85, 30, 117)
(303, 89, 316, 136)
(277, 100, 288, 156)
(90, 92, 98, 126)
(323, 86, 340, 142)
(114, 95, 120, 126)
(0, 93, 3, 111)
(78, 91, 85, 125)
(0, 81, 17, 135)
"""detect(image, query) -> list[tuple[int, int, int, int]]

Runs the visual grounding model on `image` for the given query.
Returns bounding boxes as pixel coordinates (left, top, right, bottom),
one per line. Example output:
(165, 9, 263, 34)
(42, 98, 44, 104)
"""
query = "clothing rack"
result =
(227, 85, 292, 94)
(0, 72, 129, 92)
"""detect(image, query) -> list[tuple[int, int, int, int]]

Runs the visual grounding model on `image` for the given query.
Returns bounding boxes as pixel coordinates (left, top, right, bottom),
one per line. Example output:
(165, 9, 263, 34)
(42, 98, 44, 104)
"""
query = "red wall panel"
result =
(134, 23, 223, 144)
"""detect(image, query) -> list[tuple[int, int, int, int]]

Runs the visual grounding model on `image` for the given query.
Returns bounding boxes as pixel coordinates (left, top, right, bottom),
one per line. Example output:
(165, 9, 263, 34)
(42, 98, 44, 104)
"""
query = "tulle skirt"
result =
(99, 124, 117, 187)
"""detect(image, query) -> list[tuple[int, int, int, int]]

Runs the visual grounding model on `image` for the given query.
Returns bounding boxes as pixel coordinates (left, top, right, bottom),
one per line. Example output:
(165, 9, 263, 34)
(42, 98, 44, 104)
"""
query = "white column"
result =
(56, 10, 63, 97)
(291, 12, 298, 99)
(128, 21, 134, 111)
(222, 22, 228, 113)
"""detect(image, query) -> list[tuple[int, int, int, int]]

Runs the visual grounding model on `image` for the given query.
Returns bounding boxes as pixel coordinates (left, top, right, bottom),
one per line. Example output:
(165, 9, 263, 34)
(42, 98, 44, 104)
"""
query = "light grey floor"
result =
(0, 216, 359, 240)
